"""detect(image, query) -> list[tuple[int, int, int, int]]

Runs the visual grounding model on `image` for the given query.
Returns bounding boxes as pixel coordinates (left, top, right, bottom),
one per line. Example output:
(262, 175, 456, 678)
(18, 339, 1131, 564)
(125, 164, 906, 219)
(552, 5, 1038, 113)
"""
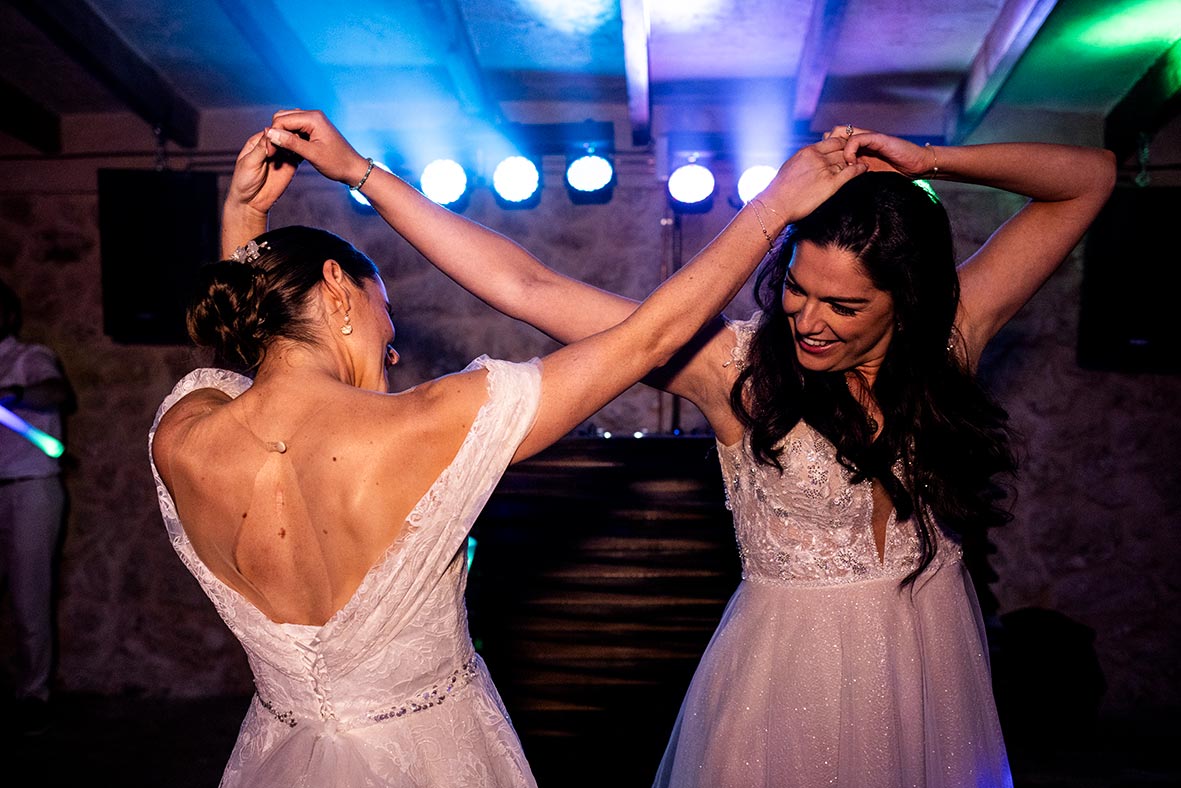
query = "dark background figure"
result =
(0, 277, 74, 736)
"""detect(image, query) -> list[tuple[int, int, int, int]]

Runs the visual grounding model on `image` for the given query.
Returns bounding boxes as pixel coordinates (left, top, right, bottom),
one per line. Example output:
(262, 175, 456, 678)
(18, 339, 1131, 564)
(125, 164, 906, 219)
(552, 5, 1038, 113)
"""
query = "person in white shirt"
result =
(0, 278, 73, 736)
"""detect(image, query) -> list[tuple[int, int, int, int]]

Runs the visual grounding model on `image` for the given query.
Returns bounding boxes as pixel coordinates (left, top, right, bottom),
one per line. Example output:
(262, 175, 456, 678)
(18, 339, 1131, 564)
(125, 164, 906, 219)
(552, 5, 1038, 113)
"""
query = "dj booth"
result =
(466, 436, 740, 786)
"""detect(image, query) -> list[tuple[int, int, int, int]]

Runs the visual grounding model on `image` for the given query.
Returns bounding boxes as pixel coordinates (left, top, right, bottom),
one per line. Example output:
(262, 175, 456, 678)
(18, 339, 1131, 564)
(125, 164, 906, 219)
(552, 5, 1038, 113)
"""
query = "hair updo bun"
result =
(186, 260, 270, 369)
(186, 225, 380, 370)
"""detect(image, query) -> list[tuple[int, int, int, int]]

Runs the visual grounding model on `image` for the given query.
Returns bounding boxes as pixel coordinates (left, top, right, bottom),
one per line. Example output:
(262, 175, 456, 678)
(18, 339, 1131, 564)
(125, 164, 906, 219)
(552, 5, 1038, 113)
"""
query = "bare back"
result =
(151, 368, 491, 626)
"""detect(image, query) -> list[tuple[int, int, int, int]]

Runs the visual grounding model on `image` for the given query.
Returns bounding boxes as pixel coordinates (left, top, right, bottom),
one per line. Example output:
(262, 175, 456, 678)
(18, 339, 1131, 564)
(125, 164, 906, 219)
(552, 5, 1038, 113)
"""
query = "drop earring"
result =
(341, 309, 353, 335)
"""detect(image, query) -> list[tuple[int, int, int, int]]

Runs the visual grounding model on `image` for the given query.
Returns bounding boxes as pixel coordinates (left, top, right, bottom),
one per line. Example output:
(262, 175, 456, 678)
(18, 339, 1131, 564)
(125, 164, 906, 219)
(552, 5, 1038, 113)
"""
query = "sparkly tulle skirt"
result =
(653, 558, 1012, 788)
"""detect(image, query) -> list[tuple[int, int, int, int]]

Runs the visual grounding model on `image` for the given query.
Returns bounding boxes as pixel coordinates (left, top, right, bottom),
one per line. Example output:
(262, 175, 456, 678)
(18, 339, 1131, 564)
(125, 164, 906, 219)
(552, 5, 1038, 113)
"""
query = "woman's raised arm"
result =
(836, 129, 1116, 365)
(220, 130, 301, 259)
(514, 141, 868, 460)
(258, 113, 641, 347)
(261, 110, 867, 459)
(256, 111, 725, 413)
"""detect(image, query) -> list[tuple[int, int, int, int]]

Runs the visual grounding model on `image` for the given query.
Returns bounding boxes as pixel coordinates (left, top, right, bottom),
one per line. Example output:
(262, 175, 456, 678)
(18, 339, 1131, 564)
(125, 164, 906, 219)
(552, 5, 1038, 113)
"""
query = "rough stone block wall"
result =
(0, 138, 1177, 712)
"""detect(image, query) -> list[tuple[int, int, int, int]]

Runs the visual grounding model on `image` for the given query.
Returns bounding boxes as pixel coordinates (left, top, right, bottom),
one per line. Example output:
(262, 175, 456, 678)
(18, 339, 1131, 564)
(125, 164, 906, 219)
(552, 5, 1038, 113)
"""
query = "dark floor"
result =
(5, 440, 1178, 786)
(2, 694, 1179, 788)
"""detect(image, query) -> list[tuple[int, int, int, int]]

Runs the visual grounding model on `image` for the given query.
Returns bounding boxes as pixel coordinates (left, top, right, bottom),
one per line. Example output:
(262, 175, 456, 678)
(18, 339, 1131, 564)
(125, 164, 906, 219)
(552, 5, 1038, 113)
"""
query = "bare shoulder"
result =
(650, 317, 741, 407)
(152, 388, 233, 469)
(380, 367, 493, 431)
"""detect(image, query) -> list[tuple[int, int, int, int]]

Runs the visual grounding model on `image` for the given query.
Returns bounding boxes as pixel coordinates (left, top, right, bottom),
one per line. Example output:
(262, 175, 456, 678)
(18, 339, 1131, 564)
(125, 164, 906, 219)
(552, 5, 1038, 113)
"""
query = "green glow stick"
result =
(0, 403, 64, 458)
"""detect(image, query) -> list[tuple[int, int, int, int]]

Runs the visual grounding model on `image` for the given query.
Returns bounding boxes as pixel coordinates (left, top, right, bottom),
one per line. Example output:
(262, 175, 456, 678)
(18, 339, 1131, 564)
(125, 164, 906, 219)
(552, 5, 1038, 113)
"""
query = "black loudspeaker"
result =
(99, 169, 219, 344)
(1078, 186, 1181, 373)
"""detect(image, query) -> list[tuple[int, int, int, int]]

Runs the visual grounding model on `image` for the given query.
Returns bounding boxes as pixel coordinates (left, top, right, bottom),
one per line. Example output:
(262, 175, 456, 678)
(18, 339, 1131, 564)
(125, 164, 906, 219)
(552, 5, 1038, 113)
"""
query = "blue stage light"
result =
(565, 151, 615, 205)
(419, 159, 469, 206)
(737, 165, 778, 204)
(668, 162, 715, 208)
(566, 153, 614, 193)
(492, 156, 542, 207)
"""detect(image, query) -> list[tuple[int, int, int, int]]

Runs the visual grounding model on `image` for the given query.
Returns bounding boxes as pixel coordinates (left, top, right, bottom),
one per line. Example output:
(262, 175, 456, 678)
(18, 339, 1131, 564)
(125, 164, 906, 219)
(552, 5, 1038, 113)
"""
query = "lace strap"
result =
(722, 314, 761, 372)
(148, 368, 252, 538)
(319, 357, 542, 663)
(150, 368, 252, 436)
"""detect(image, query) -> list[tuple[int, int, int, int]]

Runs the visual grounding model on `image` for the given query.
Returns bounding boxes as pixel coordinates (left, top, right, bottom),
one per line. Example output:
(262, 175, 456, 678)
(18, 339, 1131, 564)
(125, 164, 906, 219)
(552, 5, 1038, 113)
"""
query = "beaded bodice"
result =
(720, 319, 959, 588)
(721, 426, 961, 587)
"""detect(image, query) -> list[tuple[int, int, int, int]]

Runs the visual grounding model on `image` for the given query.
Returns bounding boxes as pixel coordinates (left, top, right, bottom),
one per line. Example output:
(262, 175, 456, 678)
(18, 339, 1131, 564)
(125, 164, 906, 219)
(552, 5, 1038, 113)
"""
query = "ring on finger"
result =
(845, 123, 854, 136)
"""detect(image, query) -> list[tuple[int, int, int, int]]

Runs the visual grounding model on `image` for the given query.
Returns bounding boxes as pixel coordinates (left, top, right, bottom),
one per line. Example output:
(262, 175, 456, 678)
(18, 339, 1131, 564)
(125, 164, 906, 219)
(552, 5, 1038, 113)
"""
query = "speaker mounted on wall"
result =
(1078, 185, 1181, 373)
(99, 169, 219, 344)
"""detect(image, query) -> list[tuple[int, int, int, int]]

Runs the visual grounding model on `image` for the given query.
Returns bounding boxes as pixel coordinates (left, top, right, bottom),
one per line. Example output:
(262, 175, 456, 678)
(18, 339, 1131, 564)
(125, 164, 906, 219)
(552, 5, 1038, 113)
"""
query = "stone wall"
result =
(0, 112, 1177, 711)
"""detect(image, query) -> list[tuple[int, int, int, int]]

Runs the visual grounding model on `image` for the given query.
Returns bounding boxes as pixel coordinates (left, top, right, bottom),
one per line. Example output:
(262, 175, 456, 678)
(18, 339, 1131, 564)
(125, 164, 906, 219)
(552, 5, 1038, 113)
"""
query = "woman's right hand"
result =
(226, 129, 300, 216)
(264, 110, 372, 188)
(221, 129, 302, 258)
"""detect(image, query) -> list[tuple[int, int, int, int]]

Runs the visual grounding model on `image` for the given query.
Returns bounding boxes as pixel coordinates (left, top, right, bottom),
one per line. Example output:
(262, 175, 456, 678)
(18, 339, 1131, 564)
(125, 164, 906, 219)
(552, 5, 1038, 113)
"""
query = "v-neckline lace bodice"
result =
(718, 423, 960, 588)
(717, 317, 959, 588)
(653, 317, 1007, 788)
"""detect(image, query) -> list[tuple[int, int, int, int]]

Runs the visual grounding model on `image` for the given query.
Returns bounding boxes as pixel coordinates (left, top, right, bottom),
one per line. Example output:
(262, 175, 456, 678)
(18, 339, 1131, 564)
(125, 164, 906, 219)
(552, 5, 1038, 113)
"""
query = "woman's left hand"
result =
(824, 125, 937, 178)
(759, 135, 868, 222)
(265, 109, 370, 187)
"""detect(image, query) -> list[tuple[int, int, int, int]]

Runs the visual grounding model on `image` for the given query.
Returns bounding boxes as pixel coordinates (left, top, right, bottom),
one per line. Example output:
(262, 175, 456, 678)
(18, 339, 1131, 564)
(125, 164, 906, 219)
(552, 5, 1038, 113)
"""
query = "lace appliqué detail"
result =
(720, 315, 759, 371)
(259, 696, 299, 728)
(720, 422, 956, 588)
(710, 320, 955, 587)
(149, 362, 543, 787)
(370, 658, 480, 723)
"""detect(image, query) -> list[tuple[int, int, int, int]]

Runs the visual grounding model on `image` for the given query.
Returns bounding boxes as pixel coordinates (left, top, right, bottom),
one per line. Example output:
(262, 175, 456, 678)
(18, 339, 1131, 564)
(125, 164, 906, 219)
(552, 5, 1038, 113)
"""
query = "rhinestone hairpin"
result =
(230, 239, 269, 263)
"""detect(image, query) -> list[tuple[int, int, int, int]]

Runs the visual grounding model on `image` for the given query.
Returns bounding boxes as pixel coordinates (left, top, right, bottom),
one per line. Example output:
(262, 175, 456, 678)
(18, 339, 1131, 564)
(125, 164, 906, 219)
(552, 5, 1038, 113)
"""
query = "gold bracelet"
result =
(753, 196, 780, 216)
(749, 199, 775, 250)
(924, 143, 939, 177)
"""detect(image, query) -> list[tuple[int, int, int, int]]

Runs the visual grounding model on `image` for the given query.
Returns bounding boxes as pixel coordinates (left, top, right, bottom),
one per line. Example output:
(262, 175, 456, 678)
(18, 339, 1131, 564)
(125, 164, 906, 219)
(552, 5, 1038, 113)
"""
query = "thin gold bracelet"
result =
(749, 199, 775, 250)
(924, 143, 939, 177)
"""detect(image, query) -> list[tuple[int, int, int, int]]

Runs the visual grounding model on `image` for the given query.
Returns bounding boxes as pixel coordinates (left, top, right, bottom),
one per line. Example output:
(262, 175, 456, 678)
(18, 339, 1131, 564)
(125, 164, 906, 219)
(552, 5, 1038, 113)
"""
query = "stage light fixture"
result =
(668, 159, 716, 212)
(492, 155, 542, 208)
(419, 159, 469, 207)
(664, 131, 724, 213)
(565, 145, 615, 204)
(348, 160, 393, 208)
(737, 165, 778, 204)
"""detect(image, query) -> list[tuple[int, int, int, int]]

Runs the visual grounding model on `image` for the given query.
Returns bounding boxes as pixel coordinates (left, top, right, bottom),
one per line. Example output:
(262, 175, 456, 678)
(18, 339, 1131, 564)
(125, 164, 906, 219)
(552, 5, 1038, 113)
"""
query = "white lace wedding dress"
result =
(149, 357, 541, 788)
(653, 320, 1012, 788)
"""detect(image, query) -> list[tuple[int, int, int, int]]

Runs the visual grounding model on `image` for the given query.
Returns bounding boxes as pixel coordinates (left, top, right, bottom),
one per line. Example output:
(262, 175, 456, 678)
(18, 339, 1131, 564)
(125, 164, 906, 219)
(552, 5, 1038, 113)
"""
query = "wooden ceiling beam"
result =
(215, 0, 339, 117)
(620, 0, 652, 146)
(418, 0, 504, 125)
(792, 0, 848, 125)
(11, 0, 199, 148)
(944, 0, 1057, 143)
(1105, 37, 1181, 164)
(0, 76, 61, 154)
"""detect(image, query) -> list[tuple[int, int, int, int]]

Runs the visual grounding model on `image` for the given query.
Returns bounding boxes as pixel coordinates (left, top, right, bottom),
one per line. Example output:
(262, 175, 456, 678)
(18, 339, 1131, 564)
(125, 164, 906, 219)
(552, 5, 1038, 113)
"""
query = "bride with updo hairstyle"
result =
(187, 226, 380, 371)
(148, 110, 865, 787)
